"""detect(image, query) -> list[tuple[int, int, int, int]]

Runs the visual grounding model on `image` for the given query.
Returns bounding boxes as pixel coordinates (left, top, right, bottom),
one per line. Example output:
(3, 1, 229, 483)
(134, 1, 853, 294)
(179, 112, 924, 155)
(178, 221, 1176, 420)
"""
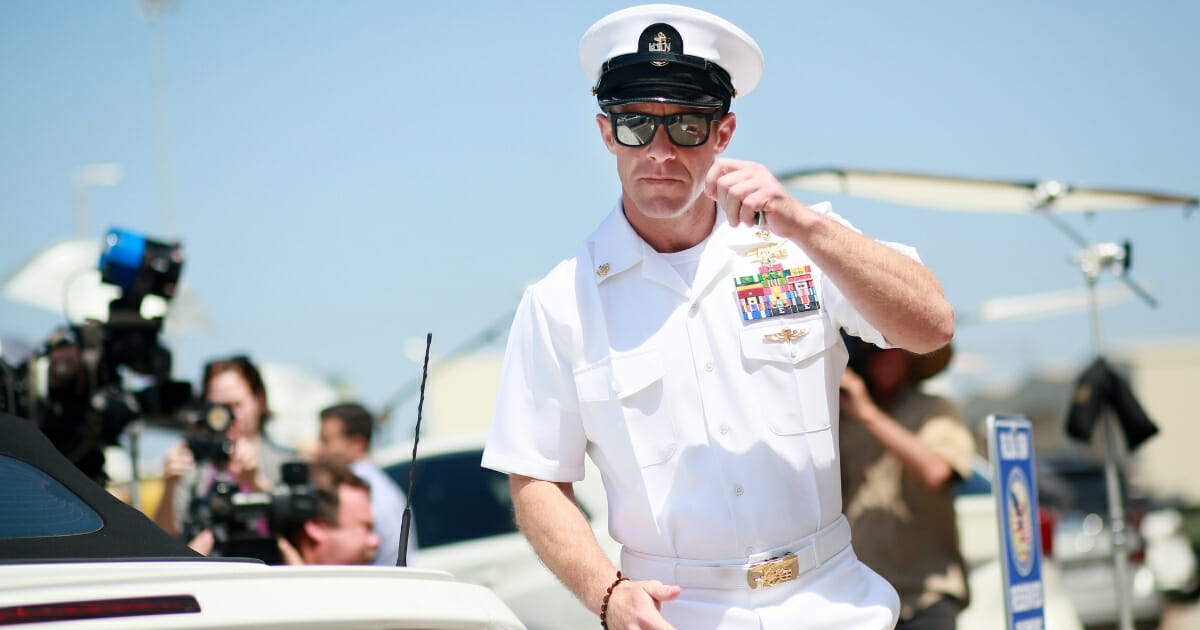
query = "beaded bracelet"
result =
(599, 571, 630, 629)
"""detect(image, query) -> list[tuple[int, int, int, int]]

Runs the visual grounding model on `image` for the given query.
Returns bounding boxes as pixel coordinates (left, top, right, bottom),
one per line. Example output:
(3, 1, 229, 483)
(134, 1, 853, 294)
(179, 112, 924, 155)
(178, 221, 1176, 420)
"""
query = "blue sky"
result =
(2, 1, 1197, 443)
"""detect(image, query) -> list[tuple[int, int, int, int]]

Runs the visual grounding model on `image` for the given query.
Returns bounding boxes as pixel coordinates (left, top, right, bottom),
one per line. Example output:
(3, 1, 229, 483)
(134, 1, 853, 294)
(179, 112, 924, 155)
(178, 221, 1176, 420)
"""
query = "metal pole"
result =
(1102, 411, 1134, 630)
(126, 420, 144, 513)
(72, 183, 90, 238)
(141, 0, 179, 237)
(1085, 274, 1134, 630)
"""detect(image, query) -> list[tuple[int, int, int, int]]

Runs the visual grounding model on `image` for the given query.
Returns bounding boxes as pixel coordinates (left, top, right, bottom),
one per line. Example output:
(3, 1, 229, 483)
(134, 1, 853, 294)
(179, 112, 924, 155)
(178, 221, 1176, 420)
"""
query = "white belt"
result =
(620, 515, 852, 590)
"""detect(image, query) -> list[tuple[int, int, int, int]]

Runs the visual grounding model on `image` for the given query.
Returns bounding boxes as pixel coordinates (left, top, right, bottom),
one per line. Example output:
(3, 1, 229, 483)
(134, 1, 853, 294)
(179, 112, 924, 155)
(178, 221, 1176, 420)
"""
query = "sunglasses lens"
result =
(665, 114, 710, 147)
(614, 114, 657, 146)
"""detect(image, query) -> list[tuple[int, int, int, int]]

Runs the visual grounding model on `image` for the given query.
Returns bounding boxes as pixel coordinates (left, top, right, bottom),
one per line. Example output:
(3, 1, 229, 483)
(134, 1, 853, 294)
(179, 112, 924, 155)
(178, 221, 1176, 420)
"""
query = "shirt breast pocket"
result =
(574, 349, 677, 468)
(739, 313, 837, 435)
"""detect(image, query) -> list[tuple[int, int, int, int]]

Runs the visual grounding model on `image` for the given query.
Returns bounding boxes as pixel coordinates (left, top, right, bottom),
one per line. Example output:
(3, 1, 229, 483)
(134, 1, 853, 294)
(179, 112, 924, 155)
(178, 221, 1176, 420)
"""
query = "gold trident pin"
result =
(763, 328, 808, 343)
(744, 243, 787, 266)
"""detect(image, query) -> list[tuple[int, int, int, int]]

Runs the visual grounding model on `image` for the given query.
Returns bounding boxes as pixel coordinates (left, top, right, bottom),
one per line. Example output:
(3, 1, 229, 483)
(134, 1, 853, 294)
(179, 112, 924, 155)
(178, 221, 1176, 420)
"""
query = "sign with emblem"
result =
(987, 414, 1046, 630)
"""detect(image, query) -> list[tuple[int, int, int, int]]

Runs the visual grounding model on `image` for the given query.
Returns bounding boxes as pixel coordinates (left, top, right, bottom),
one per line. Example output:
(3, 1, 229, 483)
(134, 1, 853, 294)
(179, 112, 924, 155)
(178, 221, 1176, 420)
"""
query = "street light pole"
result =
(71, 163, 122, 237)
(139, 0, 179, 237)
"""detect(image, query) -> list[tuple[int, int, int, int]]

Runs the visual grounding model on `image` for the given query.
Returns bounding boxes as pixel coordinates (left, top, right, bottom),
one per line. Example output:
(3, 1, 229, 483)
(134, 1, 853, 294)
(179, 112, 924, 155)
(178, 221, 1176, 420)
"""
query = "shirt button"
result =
(788, 347, 798, 359)
(689, 303, 700, 315)
(734, 485, 744, 496)
(703, 361, 714, 372)
(719, 424, 731, 435)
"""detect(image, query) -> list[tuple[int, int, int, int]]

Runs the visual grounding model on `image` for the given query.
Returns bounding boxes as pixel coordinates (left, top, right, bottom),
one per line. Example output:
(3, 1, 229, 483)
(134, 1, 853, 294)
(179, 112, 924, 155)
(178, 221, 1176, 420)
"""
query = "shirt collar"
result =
(589, 199, 644, 284)
(589, 201, 771, 292)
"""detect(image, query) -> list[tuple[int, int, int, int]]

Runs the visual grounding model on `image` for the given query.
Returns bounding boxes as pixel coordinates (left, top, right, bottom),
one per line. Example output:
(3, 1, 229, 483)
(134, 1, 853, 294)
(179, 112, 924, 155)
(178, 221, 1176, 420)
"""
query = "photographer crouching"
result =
(188, 460, 380, 566)
(153, 355, 297, 553)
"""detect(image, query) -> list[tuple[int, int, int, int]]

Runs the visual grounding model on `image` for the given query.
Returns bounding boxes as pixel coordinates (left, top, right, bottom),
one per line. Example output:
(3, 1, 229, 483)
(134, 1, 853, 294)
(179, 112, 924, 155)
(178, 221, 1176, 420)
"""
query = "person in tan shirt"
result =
(838, 333, 975, 630)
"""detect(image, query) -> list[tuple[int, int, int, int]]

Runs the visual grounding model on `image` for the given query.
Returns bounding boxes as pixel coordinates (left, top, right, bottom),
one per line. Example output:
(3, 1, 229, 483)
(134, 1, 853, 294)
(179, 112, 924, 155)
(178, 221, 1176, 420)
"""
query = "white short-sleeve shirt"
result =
(482, 201, 919, 563)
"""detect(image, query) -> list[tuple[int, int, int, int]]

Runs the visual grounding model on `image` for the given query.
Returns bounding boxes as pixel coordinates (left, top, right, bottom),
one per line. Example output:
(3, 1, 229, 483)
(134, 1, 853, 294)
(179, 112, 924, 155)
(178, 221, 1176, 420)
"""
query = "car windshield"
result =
(0, 454, 103, 538)
(1037, 457, 1124, 516)
(385, 450, 591, 549)
(957, 468, 992, 496)
(385, 451, 520, 549)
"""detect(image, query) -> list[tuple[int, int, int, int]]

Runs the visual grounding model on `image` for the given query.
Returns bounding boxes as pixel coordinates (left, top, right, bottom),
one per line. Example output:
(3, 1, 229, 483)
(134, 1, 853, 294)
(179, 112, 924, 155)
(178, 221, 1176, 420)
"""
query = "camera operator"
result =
(274, 460, 380, 565)
(153, 354, 296, 539)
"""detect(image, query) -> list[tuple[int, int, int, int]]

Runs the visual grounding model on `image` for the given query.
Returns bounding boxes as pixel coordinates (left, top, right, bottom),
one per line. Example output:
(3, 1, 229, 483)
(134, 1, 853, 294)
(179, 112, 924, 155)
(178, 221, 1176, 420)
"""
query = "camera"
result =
(186, 461, 317, 565)
(182, 400, 235, 465)
(0, 228, 194, 484)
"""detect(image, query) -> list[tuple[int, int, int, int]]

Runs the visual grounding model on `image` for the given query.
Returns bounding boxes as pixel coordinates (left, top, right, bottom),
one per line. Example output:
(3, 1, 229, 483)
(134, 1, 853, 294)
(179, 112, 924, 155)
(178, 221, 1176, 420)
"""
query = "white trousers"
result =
(655, 547, 899, 630)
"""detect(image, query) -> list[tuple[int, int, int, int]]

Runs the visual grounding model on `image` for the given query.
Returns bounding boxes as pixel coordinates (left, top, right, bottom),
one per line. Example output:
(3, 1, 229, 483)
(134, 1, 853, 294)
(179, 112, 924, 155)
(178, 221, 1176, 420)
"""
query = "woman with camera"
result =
(153, 355, 296, 541)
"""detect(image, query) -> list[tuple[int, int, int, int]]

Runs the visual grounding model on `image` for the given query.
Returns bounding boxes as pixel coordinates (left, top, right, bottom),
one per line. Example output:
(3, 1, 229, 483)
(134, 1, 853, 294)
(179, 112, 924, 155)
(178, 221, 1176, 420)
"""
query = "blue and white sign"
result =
(987, 414, 1046, 630)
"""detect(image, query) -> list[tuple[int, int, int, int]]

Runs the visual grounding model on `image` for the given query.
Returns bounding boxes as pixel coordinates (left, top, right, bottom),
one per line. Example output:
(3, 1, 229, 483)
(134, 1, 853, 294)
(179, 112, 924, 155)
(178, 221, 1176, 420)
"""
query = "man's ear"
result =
(303, 519, 327, 544)
(713, 112, 736, 153)
(596, 113, 618, 154)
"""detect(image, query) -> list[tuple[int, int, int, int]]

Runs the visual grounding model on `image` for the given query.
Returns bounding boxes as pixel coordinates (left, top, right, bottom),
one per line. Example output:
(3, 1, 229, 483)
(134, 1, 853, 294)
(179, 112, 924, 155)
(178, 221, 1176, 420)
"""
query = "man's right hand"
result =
(604, 578, 681, 630)
(276, 536, 304, 565)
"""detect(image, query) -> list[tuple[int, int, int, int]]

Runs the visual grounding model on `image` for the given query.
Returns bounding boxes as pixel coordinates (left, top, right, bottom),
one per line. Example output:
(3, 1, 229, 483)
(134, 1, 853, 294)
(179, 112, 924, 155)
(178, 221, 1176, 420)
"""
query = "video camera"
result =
(186, 461, 317, 565)
(0, 228, 194, 484)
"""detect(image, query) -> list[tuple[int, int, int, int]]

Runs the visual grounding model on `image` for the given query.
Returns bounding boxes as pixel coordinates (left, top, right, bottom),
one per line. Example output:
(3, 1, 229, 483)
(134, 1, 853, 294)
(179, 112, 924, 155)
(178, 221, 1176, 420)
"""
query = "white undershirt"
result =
(658, 229, 713, 287)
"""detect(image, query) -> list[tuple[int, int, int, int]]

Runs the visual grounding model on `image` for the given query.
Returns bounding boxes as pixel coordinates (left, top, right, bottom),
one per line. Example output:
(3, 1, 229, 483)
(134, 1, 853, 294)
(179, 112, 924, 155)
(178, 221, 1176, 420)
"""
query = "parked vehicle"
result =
(1036, 453, 1165, 629)
(1141, 504, 1200, 600)
(0, 415, 525, 630)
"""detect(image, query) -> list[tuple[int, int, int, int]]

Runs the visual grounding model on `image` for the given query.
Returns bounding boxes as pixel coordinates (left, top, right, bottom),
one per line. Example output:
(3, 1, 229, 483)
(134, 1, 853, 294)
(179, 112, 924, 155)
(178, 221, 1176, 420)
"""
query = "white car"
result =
(1037, 453, 1166, 629)
(0, 562, 525, 629)
(1142, 506, 1200, 599)
(0, 415, 526, 630)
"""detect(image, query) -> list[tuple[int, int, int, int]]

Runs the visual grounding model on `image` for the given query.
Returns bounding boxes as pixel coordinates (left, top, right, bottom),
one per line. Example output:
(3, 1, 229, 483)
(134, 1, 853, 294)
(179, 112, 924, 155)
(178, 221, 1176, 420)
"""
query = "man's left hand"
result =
(705, 158, 810, 235)
(839, 369, 879, 421)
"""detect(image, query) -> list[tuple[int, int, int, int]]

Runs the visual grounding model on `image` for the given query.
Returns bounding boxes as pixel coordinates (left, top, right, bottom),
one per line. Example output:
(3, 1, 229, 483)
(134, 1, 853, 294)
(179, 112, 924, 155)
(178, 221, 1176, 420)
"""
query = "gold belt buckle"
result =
(746, 553, 799, 589)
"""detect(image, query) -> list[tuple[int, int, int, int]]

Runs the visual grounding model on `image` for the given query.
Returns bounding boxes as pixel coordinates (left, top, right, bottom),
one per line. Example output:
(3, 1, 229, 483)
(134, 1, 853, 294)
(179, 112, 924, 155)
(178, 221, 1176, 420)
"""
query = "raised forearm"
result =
(152, 480, 180, 537)
(785, 212, 954, 354)
(705, 158, 954, 353)
(854, 404, 955, 489)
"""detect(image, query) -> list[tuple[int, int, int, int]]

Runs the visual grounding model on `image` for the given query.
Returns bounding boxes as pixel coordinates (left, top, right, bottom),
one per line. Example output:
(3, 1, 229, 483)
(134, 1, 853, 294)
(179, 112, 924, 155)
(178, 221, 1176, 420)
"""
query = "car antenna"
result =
(396, 332, 431, 567)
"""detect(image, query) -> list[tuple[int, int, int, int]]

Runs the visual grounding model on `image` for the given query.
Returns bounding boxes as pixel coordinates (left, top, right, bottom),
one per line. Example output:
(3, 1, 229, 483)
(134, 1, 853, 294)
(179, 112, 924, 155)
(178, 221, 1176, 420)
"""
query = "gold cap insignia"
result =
(648, 32, 671, 53)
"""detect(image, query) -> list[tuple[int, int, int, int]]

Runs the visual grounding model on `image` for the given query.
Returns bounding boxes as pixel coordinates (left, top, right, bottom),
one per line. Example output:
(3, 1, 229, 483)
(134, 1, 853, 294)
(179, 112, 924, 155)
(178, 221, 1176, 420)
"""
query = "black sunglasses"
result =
(608, 111, 717, 148)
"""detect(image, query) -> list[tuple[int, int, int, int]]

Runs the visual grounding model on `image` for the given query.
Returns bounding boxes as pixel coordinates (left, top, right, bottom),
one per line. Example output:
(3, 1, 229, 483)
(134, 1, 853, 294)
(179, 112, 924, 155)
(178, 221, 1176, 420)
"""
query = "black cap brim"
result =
(595, 53, 733, 111)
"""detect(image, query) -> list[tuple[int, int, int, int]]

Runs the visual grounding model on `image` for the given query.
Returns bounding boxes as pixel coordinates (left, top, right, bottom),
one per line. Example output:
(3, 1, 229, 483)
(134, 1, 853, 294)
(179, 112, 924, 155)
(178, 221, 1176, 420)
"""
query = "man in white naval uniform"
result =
(482, 5, 955, 629)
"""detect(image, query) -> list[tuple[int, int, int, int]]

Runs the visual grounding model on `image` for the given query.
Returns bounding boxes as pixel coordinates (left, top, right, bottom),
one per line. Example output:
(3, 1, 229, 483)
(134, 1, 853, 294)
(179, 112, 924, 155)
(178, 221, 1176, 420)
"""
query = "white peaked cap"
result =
(579, 4, 764, 107)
